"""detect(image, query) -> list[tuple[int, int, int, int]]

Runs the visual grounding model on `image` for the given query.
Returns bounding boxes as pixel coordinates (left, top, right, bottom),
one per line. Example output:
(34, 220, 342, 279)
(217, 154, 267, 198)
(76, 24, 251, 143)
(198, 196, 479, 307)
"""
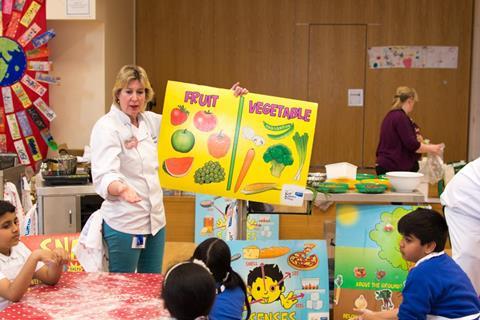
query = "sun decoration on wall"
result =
(0, 0, 59, 169)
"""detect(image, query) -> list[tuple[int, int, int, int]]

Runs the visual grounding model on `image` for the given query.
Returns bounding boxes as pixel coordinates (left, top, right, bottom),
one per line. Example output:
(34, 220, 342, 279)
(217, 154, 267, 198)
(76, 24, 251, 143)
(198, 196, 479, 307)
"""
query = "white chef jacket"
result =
(0, 242, 44, 310)
(90, 105, 166, 235)
(441, 157, 480, 221)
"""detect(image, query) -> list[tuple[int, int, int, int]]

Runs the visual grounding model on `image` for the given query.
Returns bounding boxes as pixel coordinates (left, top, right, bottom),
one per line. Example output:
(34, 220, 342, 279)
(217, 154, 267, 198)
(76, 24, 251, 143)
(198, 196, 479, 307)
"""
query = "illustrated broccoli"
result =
(263, 144, 294, 177)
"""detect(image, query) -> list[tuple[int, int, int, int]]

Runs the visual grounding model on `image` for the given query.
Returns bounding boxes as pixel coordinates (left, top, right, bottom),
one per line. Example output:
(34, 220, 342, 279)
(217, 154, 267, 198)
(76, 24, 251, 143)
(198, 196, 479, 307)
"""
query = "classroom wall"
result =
(47, 0, 134, 150)
(136, 0, 475, 167)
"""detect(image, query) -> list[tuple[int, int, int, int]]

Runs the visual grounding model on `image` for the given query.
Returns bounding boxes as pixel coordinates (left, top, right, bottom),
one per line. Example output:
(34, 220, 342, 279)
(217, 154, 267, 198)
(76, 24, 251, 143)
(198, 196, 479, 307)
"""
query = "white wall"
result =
(47, 20, 105, 150)
(46, 0, 134, 150)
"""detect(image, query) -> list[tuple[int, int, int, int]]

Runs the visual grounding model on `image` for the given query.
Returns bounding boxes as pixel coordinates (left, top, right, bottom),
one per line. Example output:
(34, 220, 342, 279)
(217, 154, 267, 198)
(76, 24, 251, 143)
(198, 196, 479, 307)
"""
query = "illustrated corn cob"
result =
(241, 183, 280, 194)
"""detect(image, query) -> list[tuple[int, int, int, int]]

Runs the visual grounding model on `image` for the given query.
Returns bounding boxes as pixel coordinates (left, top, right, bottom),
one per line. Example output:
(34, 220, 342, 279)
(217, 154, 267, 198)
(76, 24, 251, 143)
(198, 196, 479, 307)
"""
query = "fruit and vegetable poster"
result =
(158, 81, 318, 206)
(333, 204, 419, 319)
(228, 240, 330, 320)
(194, 194, 279, 243)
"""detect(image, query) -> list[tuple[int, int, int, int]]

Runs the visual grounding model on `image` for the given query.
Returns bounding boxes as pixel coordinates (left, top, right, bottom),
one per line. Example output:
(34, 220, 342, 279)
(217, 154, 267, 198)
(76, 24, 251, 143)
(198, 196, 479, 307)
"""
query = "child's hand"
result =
(352, 308, 374, 320)
(33, 249, 68, 267)
(51, 248, 70, 265)
(231, 82, 249, 97)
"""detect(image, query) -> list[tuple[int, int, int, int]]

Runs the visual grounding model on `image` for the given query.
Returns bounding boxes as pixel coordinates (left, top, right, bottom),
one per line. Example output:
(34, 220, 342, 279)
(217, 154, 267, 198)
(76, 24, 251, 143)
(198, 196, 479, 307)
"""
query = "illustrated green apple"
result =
(171, 129, 195, 153)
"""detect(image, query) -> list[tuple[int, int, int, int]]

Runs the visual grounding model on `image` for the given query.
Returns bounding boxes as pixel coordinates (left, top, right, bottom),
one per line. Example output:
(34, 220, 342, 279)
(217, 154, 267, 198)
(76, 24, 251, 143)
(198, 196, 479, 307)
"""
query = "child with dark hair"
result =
(192, 238, 251, 320)
(354, 208, 480, 320)
(0, 200, 69, 310)
(162, 261, 216, 320)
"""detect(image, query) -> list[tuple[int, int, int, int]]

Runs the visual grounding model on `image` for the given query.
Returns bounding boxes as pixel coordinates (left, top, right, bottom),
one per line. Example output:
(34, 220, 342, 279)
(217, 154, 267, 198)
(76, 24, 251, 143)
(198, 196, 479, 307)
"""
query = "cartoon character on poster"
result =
(247, 263, 298, 309)
(333, 205, 419, 319)
(228, 240, 330, 320)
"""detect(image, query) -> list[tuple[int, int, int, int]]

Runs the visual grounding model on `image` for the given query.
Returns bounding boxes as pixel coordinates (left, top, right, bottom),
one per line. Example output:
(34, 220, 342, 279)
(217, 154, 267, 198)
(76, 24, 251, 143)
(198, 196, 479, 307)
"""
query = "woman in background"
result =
(375, 86, 443, 175)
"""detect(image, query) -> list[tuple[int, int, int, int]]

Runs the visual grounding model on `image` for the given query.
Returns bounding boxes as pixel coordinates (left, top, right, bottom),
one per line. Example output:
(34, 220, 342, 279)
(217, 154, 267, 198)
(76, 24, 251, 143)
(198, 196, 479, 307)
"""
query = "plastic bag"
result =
(420, 144, 445, 184)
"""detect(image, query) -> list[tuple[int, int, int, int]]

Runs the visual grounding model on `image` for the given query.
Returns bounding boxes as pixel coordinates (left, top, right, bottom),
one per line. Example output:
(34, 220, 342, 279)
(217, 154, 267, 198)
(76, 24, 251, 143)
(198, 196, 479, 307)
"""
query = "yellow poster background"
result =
(158, 81, 317, 206)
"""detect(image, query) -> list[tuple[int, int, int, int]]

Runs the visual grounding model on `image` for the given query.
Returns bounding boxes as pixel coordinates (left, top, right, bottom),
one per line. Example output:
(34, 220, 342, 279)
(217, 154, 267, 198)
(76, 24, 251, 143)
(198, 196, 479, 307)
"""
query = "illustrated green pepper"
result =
(267, 124, 295, 140)
(263, 121, 294, 131)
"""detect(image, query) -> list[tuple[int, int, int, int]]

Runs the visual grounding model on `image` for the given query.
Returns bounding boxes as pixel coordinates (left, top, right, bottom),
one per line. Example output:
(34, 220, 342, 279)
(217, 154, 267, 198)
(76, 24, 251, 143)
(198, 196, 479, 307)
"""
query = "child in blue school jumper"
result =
(192, 238, 251, 320)
(354, 208, 480, 320)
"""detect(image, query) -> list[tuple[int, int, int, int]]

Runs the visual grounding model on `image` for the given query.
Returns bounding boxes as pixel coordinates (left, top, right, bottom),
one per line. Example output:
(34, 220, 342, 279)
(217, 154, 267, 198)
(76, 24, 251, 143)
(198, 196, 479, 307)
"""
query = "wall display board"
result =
(0, 0, 59, 167)
(368, 46, 458, 69)
(228, 239, 330, 320)
(333, 204, 419, 319)
(195, 193, 279, 244)
(159, 81, 318, 206)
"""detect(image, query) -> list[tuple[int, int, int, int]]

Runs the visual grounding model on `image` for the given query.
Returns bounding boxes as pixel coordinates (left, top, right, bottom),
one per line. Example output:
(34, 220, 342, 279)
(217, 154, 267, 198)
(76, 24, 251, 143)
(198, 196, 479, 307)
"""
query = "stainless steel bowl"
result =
(45, 155, 77, 175)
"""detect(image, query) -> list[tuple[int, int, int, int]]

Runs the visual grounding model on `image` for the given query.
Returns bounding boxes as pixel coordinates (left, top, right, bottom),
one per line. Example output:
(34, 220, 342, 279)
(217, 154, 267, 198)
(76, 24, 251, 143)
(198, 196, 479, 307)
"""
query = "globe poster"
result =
(0, 0, 57, 165)
(333, 204, 419, 319)
(228, 239, 330, 320)
(158, 81, 318, 206)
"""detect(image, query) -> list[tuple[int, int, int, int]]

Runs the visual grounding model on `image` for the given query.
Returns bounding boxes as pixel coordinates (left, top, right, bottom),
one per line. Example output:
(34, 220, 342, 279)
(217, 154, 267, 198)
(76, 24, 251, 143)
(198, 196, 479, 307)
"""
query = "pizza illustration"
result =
(287, 243, 319, 270)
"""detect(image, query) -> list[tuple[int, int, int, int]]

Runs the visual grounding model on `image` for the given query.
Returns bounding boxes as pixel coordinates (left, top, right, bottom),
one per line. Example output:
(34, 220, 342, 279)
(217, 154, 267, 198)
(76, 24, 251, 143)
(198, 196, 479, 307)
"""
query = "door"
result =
(308, 25, 366, 167)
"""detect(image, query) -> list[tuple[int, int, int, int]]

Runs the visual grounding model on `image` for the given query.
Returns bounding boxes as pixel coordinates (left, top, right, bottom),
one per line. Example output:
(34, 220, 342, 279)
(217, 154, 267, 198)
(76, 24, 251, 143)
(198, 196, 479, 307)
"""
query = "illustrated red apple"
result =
(170, 105, 189, 126)
(383, 223, 393, 232)
(207, 130, 231, 158)
(354, 267, 367, 278)
(376, 270, 386, 280)
(194, 110, 217, 132)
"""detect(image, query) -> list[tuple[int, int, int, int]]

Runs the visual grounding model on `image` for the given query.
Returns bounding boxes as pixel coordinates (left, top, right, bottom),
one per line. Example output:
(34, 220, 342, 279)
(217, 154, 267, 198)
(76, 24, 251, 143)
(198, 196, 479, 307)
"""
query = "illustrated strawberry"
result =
(170, 105, 189, 125)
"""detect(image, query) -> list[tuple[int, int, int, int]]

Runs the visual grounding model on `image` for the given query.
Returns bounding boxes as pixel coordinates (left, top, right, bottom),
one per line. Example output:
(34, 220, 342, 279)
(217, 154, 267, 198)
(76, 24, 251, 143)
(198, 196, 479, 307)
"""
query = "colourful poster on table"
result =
(333, 204, 420, 319)
(228, 240, 330, 320)
(158, 81, 318, 206)
(195, 194, 279, 243)
(21, 234, 83, 273)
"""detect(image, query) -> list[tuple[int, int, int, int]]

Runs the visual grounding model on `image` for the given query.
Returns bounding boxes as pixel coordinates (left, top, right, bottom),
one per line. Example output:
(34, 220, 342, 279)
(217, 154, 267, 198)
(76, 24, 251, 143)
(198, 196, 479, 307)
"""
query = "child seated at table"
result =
(0, 200, 69, 310)
(354, 208, 480, 320)
(162, 260, 216, 320)
(192, 238, 251, 320)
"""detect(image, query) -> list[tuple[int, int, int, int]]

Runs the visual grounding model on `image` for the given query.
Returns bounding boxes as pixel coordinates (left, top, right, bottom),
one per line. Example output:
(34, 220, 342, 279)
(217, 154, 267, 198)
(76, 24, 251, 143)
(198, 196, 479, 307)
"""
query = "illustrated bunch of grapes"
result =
(194, 161, 226, 184)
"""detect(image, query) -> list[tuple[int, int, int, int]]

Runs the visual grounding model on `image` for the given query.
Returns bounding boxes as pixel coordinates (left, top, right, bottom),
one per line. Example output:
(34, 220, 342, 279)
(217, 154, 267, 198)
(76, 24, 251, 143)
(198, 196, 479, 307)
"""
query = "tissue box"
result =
(325, 162, 357, 180)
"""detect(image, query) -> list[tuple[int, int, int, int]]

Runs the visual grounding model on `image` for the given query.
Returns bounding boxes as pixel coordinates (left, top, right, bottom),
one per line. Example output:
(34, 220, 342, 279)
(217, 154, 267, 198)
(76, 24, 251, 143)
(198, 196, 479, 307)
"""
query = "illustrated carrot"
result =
(234, 148, 255, 192)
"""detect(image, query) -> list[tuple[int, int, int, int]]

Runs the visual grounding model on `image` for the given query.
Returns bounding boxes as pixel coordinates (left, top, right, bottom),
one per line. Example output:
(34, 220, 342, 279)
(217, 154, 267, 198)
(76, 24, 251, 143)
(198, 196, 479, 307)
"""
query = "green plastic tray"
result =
(317, 182, 349, 193)
(356, 173, 377, 181)
(355, 183, 387, 194)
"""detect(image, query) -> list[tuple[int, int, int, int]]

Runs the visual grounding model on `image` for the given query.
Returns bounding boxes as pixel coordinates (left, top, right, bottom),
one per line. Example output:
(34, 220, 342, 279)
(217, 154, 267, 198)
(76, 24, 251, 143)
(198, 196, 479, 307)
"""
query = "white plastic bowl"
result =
(386, 171, 424, 193)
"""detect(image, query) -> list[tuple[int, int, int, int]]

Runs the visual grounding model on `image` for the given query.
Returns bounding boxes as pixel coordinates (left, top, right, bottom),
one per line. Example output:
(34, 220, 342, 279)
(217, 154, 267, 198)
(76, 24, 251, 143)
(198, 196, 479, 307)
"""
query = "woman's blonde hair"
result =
(112, 65, 155, 111)
(391, 86, 418, 110)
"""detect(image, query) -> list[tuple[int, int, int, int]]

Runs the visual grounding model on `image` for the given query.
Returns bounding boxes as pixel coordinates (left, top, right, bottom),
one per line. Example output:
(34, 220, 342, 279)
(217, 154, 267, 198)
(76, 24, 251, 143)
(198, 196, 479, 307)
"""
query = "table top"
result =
(303, 188, 427, 203)
(0, 272, 171, 320)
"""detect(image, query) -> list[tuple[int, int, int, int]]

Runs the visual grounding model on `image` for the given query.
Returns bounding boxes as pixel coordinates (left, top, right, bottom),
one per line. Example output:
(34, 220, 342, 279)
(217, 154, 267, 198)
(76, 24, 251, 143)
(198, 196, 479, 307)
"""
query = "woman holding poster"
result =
(90, 65, 165, 273)
(89, 65, 247, 273)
